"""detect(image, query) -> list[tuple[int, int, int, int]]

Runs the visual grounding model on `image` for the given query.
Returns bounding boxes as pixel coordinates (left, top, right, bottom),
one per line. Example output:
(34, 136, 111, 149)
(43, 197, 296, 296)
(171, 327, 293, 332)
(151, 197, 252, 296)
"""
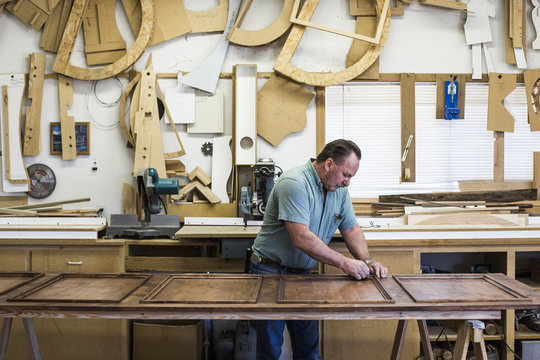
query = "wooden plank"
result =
(0, 75, 29, 191)
(379, 189, 537, 203)
(23, 52, 46, 156)
(493, 131, 504, 182)
(0, 273, 44, 295)
(405, 213, 526, 226)
(122, 182, 137, 214)
(512, 0, 523, 48)
(278, 275, 393, 304)
(141, 274, 262, 304)
(400, 73, 415, 182)
(316, 87, 325, 155)
(419, 0, 466, 10)
(0, 196, 27, 207)
(82, 0, 126, 66)
(57, 75, 76, 160)
(487, 74, 516, 132)
(435, 74, 465, 119)
(459, 180, 532, 192)
(228, 0, 294, 46)
(193, 182, 221, 204)
(9, 273, 150, 303)
(256, 72, 314, 147)
(523, 68, 540, 132)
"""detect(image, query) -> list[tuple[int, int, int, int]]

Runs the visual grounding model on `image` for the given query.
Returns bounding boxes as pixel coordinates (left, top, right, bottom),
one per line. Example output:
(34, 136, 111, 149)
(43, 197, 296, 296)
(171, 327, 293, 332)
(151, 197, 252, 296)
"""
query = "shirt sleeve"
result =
(275, 178, 311, 226)
(338, 189, 357, 232)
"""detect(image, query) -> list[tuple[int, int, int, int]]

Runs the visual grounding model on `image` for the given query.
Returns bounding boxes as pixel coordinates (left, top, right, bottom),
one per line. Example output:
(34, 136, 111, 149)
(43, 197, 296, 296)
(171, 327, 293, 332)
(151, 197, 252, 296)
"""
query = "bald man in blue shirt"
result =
(249, 139, 388, 360)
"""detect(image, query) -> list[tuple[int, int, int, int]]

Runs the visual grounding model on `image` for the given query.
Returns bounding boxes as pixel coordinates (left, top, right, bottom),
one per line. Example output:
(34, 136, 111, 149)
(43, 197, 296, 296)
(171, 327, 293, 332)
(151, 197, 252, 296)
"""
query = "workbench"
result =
(0, 271, 539, 360)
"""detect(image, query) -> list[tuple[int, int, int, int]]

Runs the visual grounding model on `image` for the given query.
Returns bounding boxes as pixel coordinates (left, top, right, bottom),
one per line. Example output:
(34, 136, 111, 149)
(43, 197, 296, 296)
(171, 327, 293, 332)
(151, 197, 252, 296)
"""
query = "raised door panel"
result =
(31, 247, 123, 272)
(0, 248, 28, 271)
(323, 250, 419, 360)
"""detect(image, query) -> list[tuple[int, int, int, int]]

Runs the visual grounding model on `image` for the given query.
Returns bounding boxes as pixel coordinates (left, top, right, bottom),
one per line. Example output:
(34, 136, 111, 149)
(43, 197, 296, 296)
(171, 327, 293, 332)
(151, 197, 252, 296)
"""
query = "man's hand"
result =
(341, 258, 388, 280)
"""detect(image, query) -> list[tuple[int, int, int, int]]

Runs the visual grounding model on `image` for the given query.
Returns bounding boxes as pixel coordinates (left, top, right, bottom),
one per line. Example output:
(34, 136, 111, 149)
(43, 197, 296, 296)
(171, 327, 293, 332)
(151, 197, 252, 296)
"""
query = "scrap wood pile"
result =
(0, 197, 100, 217)
(353, 188, 540, 225)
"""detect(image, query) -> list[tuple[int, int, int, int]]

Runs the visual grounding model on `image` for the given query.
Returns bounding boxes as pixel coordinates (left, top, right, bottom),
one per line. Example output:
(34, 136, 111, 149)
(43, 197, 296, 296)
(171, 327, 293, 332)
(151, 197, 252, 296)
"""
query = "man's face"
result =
(323, 153, 359, 192)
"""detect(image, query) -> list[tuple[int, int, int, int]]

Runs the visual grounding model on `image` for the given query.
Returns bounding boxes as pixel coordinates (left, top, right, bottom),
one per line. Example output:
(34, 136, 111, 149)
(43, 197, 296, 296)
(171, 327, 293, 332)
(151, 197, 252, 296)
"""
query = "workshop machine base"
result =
(106, 214, 180, 239)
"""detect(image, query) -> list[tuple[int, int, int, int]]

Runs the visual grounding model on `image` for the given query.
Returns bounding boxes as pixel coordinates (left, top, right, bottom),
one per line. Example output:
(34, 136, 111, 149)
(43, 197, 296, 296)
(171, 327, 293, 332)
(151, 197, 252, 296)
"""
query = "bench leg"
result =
(417, 320, 435, 360)
(0, 318, 13, 360)
(22, 318, 42, 360)
(390, 320, 408, 360)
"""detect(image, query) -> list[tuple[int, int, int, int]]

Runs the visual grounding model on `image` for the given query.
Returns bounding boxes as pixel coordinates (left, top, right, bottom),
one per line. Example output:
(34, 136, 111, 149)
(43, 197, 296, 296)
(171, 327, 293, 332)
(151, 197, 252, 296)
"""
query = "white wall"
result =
(0, 0, 536, 215)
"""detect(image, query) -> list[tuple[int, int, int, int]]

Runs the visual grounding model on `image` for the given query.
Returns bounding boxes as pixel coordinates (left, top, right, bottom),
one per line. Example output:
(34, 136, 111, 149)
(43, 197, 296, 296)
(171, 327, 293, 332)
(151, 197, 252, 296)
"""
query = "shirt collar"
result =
(307, 159, 323, 190)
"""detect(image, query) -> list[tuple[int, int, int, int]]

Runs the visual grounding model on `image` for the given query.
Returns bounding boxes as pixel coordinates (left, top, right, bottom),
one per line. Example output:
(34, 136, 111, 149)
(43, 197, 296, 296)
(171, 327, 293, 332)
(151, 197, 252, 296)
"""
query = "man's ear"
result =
(324, 158, 333, 171)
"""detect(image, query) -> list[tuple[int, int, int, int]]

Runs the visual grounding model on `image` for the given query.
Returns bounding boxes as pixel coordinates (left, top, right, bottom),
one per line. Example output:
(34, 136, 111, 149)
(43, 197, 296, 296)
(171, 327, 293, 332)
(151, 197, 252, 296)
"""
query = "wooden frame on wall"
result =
(50, 122, 90, 155)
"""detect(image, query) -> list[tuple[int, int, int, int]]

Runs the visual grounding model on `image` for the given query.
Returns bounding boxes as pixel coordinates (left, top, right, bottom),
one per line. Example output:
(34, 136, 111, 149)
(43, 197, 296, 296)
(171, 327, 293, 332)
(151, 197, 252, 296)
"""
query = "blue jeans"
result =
(249, 260, 322, 360)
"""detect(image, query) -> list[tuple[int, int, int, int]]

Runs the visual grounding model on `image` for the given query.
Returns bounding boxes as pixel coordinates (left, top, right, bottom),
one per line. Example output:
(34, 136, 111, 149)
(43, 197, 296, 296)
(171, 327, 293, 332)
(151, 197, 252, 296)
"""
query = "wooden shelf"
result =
(427, 325, 502, 341)
(515, 324, 540, 340)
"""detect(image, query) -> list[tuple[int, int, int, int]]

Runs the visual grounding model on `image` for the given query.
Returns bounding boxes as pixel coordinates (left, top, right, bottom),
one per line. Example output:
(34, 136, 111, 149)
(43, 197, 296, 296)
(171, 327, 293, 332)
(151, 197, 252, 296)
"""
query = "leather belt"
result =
(250, 252, 306, 274)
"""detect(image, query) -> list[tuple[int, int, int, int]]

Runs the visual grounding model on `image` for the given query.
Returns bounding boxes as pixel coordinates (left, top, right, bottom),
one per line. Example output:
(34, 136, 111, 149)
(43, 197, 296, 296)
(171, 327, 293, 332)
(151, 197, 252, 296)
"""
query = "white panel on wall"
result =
(326, 82, 540, 198)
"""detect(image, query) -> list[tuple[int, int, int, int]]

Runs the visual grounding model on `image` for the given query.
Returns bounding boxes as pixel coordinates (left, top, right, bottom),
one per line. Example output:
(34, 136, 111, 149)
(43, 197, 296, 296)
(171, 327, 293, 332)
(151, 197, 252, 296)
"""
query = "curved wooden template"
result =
(184, 0, 228, 34)
(228, 0, 294, 46)
(273, 0, 390, 87)
(118, 73, 141, 147)
(53, 0, 154, 81)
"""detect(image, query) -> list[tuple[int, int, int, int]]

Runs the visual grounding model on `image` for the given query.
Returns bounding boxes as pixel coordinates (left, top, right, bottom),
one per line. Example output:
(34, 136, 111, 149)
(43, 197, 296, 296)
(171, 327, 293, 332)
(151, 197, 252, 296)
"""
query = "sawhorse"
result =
(390, 319, 489, 360)
(0, 318, 42, 360)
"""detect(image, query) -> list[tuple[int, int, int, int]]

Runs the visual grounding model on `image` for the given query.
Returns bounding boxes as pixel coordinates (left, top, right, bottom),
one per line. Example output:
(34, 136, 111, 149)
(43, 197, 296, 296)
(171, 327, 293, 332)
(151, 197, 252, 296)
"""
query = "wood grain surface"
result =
(0, 273, 43, 296)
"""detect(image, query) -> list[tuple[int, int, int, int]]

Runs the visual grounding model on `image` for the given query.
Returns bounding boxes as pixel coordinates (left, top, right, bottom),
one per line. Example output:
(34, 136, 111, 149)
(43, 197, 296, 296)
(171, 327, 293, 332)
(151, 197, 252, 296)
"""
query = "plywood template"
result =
(435, 74, 466, 119)
(211, 135, 232, 203)
(278, 275, 393, 304)
(274, 0, 390, 86)
(121, 0, 191, 47)
(82, 0, 126, 66)
(350, 0, 405, 15)
(141, 274, 262, 304)
(346, 15, 380, 80)
(184, 0, 227, 33)
(0, 75, 30, 193)
(400, 73, 415, 182)
(187, 90, 224, 134)
(233, 64, 257, 165)
(23, 52, 46, 156)
(533, 0, 540, 49)
(0, 273, 43, 296)
(131, 61, 166, 178)
(180, 0, 241, 94)
(6, 0, 60, 31)
(57, 75, 77, 160)
(257, 72, 314, 147)
(228, 0, 294, 46)
(523, 68, 540, 131)
(53, 0, 154, 80)
(164, 74, 195, 124)
(8, 273, 150, 303)
(487, 73, 516, 132)
(40, 0, 73, 52)
(393, 274, 531, 303)
(290, 0, 389, 44)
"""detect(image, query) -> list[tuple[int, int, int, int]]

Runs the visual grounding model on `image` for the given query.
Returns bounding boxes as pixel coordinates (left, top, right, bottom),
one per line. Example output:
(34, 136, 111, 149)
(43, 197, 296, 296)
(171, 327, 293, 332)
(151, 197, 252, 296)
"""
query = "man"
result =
(249, 139, 388, 360)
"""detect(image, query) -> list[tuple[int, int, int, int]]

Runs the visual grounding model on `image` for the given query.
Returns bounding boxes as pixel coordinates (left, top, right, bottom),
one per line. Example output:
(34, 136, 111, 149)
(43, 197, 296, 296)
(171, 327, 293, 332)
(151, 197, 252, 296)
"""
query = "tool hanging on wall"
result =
(444, 77, 460, 120)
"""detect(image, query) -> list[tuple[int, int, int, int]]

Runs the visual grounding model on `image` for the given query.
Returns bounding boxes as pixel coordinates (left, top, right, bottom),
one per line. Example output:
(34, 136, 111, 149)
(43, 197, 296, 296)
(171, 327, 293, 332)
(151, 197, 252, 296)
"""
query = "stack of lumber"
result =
(352, 198, 407, 217)
(375, 189, 537, 225)
(0, 197, 99, 217)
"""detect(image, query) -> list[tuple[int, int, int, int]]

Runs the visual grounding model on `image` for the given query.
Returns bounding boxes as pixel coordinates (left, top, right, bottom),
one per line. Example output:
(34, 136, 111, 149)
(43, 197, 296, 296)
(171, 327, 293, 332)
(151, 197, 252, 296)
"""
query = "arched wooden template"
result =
(52, 0, 154, 81)
(228, 0, 294, 46)
(184, 0, 228, 33)
(273, 0, 391, 87)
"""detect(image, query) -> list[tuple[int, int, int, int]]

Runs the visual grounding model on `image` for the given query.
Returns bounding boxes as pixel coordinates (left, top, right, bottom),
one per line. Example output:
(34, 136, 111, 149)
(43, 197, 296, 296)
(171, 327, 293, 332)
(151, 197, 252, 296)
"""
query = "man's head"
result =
(314, 139, 361, 192)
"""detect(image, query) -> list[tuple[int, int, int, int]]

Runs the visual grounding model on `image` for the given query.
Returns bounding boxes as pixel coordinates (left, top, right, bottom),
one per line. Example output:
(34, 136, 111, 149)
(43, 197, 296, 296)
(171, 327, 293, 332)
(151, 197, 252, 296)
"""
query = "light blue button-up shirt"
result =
(252, 160, 357, 269)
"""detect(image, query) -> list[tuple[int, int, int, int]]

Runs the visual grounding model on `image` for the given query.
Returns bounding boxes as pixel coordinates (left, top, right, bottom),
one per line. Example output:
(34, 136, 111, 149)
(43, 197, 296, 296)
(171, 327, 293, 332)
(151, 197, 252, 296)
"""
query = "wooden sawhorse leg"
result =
(452, 320, 487, 360)
(0, 318, 42, 360)
(390, 320, 434, 360)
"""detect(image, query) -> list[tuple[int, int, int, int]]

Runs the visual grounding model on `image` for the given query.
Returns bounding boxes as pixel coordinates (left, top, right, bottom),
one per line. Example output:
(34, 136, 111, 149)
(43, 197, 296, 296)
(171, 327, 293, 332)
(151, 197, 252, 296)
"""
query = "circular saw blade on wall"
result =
(27, 163, 56, 199)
